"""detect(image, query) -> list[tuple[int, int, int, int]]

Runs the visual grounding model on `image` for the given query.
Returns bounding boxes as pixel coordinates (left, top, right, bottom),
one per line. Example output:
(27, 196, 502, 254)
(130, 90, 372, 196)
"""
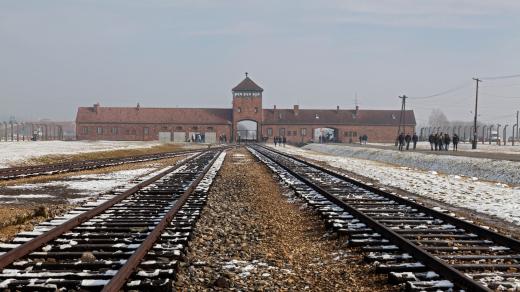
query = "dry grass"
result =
(0, 156, 184, 187)
(15, 143, 188, 167)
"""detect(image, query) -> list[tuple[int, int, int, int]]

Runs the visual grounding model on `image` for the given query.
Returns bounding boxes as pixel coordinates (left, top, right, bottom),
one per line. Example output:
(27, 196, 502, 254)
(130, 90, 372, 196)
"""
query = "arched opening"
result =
(313, 127, 337, 143)
(236, 120, 258, 142)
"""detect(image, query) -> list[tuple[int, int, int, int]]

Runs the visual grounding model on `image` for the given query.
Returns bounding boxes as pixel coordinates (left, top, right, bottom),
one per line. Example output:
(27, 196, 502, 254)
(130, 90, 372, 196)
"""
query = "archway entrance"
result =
(313, 127, 337, 143)
(236, 120, 258, 142)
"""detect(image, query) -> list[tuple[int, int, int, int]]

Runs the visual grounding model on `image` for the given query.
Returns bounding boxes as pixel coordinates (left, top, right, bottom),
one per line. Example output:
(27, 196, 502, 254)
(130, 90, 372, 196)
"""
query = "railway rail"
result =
(0, 148, 226, 291)
(0, 148, 213, 181)
(250, 145, 520, 291)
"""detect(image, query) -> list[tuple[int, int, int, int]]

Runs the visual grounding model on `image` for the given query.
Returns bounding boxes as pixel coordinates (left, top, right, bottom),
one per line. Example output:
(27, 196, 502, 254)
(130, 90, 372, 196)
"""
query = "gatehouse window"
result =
(279, 128, 285, 136)
(111, 127, 118, 134)
(353, 131, 357, 137)
(288, 131, 292, 136)
(97, 127, 103, 135)
(267, 128, 273, 136)
(144, 127, 149, 135)
(301, 128, 307, 136)
(82, 127, 88, 134)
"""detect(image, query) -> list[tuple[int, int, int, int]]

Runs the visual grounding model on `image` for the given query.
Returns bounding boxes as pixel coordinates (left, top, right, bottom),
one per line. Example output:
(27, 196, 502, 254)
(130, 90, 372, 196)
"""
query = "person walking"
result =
(428, 134, 434, 150)
(452, 134, 459, 151)
(398, 133, 405, 151)
(274, 136, 278, 147)
(282, 136, 286, 147)
(359, 135, 363, 144)
(412, 133, 418, 150)
(363, 134, 368, 144)
(405, 133, 411, 150)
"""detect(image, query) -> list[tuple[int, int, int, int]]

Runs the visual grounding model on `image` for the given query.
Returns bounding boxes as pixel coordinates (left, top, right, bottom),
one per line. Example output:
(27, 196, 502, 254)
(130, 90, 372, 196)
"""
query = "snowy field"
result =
(0, 140, 162, 168)
(303, 143, 520, 186)
(271, 145, 520, 226)
(371, 141, 520, 154)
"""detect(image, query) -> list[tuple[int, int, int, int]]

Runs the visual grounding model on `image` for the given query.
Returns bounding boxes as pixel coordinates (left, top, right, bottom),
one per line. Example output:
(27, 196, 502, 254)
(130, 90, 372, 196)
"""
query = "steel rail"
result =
(0, 147, 220, 180)
(0, 151, 206, 271)
(251, 145, 492, 292)
(259, 144, 520, 251)
(102, 149, 223, 292)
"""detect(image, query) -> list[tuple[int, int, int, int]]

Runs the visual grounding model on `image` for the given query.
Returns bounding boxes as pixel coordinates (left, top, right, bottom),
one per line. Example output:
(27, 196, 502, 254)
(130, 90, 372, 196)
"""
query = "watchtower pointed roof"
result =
(232, 73, 263, 92)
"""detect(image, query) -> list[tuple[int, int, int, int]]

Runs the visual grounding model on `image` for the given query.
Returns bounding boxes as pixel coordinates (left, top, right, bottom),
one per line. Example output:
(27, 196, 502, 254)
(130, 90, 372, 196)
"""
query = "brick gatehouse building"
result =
(76, 75, 416, 143)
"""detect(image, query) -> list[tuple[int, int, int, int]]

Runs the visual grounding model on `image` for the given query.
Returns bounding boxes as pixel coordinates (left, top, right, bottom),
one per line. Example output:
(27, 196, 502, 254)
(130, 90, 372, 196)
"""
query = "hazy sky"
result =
(1, 0, 520, 126)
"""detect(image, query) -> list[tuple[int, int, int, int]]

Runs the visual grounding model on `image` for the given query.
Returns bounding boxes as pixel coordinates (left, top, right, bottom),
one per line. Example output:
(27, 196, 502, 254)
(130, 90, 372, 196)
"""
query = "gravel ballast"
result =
(175, 148, 394, 291)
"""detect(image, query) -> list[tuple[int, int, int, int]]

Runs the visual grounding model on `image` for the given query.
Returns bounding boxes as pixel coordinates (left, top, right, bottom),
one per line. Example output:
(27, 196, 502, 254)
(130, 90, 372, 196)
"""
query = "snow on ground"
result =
(0, 140, 162, 168)
(0, 167, 157, 204)
(303, 143, 520, 186)
(371, 141, 520, 154)
(271, 145, 520, 226)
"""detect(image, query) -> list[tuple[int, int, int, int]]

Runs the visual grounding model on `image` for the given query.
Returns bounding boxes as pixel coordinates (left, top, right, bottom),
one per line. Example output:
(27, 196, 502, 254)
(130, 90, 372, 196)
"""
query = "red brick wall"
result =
(232, 94, 262, 141)
(261, 124, 416, 144)
(76, 123, 232, 142)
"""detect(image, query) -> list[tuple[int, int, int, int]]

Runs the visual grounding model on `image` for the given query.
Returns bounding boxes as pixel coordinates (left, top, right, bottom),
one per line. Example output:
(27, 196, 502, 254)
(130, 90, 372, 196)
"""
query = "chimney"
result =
(273, 105, 276, 110)
(355, 105, 359, 112)
(336, 105, 339, 113)
(136, 102, 141, 111)
(93, 103, 100, 113)
(293, 105, 299, 116)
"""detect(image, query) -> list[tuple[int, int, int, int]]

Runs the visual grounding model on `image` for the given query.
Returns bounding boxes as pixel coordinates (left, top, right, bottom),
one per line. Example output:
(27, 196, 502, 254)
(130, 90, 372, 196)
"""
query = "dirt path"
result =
(175, 148, 394, 291)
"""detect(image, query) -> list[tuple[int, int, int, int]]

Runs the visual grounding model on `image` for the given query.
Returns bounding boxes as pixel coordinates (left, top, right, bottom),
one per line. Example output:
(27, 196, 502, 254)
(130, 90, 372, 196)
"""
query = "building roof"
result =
(76, 106, 232, 125)
(262, 108, 416, 126)
(232, 77, 263, 92)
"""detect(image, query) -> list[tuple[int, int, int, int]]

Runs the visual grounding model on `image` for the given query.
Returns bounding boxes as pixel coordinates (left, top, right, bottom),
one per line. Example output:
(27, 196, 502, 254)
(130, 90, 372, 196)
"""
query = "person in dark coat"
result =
(363, 134, 368, 144)
(452, 134, 459, 151)
(443, 134, 451, 151)
(412, 133, 418, 150)
(274, 136, 278, 146)
(282, 136, 286, 147)
(405, 133, 411, 150)
(398, 133, 405, 151)
(428, 134, 434, 150)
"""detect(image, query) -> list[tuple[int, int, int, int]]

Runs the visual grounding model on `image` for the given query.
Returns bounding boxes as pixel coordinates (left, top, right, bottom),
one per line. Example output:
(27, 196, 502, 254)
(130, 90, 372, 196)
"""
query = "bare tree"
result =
(428, 109, 449, 127)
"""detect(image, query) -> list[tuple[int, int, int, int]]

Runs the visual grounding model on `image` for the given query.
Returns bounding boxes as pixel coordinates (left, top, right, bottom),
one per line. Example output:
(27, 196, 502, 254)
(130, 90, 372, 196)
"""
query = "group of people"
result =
(396, 133, 419, 151)
(358, 134, 368, 144)
(428, 133, 460, 151)
(273, 136, 287, 147)
(218, 134, 228, 143)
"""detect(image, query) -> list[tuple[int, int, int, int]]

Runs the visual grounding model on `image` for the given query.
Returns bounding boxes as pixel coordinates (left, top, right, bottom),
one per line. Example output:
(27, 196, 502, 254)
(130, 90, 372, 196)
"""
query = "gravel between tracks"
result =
(174, 148, 394, 291)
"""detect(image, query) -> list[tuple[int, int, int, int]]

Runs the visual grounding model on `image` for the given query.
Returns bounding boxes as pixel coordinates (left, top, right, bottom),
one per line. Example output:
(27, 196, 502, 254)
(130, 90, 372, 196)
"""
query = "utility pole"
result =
(472, 78, 481, 149)
(397, 95, 408, 138)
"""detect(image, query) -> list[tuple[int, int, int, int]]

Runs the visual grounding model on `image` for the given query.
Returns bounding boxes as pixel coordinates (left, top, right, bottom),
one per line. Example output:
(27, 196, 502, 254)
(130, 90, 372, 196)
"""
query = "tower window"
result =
(315, 114, 319, 119)
(254, 107, 258, 113)
(237, 107, 241, 113)
(267, 128, 273, 136)
(97, 127, 103, 135)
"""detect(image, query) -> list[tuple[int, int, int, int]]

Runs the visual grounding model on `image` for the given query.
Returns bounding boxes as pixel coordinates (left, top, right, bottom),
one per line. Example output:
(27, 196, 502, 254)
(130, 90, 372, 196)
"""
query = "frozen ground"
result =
(0, 140, 162, 168)
(302, 143, 520, 186)
(371, 141, 520, 154)
(0, 165, 161, 204)
(271, 145, 520, 226)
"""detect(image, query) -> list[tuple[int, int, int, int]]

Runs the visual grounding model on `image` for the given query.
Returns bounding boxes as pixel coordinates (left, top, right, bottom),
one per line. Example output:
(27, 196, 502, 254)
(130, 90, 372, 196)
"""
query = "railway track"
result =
(249, 145, 520, 291)
(0, 148, 226, 291)
(0, 148, 213, 181)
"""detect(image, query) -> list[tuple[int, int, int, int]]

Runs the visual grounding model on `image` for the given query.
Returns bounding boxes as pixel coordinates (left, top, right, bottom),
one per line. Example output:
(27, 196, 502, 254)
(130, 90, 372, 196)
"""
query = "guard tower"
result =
(232, 73, 263, 142)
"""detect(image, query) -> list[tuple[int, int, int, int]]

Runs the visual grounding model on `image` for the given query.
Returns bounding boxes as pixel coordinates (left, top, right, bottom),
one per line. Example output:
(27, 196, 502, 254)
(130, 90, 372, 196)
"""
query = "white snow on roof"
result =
(273, 144, 520, 226)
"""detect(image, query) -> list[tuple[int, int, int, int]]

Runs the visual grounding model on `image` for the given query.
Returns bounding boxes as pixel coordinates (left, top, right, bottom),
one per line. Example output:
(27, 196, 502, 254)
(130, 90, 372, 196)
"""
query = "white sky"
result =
(1, 0, 520, 126)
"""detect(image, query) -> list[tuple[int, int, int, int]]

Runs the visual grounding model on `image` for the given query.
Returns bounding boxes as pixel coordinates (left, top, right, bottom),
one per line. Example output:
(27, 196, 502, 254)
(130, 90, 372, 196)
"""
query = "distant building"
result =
(76, 75, 415, 143)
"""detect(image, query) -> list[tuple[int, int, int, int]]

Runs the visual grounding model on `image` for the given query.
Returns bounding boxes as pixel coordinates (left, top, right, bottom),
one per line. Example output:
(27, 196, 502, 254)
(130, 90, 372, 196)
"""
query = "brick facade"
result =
(76, 76, 416, 143)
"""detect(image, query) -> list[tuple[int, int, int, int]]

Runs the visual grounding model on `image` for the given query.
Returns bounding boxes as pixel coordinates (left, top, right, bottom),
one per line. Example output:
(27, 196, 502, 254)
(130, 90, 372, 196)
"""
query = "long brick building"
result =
(75, 75, 415, 143)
